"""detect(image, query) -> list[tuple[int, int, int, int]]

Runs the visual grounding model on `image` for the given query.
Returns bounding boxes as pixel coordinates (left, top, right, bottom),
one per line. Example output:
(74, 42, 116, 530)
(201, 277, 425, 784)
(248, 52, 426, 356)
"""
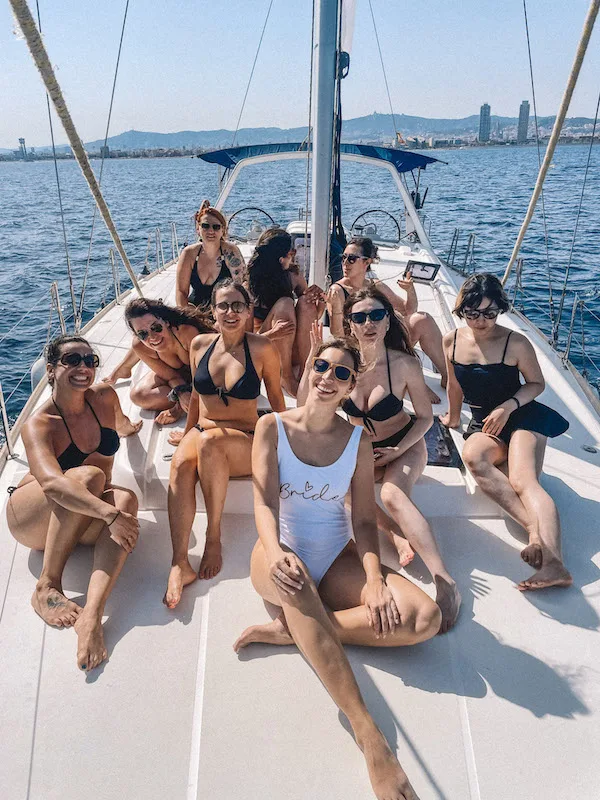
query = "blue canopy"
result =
(198, 142, 443, 173)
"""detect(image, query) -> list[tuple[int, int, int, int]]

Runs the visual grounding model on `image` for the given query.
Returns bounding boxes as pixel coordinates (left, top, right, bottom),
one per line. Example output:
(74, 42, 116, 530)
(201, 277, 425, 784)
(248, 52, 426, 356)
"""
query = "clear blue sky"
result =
(1, 0, 599, 149)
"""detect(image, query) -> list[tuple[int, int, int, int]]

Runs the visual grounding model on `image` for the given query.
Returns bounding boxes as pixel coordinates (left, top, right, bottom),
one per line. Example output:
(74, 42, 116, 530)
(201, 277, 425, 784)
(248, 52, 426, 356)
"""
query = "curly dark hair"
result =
(343, 286, 415, 356)
(453, 273, 510, 318)
(45, 335, 96, 386)
(247, 228, 294, 313)
(124, 298, 213, 333)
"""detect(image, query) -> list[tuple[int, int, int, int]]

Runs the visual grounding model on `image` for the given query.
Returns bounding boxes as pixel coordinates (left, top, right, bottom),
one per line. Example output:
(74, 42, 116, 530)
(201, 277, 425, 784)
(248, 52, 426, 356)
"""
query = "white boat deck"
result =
(1, 249, 600, 799)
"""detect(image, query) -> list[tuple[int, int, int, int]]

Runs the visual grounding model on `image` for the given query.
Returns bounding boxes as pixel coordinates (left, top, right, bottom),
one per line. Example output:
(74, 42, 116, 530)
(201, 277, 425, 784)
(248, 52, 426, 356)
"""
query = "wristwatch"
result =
(167, 383, 192, 403)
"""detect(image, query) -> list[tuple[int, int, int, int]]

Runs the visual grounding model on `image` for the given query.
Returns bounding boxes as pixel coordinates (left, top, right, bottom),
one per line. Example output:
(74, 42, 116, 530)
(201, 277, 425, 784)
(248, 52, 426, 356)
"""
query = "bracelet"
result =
(511, 396, 521, 410)
(107, 509, 120, 526)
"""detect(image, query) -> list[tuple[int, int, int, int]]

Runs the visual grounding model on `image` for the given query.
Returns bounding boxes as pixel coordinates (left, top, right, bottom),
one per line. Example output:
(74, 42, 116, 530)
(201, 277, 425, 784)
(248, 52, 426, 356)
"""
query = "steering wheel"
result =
(227, 206, 277, 242)
(350, 209, 402, 244)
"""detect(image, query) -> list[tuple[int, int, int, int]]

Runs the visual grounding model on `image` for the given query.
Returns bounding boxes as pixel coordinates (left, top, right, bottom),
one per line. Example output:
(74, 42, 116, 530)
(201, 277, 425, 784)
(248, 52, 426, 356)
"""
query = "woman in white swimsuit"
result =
(235, 337, 441, 800)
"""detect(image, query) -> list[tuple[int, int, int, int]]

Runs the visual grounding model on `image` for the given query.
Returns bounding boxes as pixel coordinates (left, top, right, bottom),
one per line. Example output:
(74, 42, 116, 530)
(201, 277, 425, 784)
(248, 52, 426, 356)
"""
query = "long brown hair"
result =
(343, 286, 416, 356)
(125, 298, 214, 333)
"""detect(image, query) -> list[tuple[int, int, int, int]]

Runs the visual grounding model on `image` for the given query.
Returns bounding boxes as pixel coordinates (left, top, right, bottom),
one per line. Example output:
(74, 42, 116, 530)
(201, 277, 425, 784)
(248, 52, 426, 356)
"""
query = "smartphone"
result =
(403, 260, 440, 283)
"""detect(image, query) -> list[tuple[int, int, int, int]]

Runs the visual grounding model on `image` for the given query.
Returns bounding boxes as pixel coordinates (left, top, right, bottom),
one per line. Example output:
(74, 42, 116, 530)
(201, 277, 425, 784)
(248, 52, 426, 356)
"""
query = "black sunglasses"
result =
(200, 222, 222, 231)
(341, 253, 366, 264)
(312, 357, 355, 382)
(59, 352, 100, 369)
(214, 300, 248, 313)
(349, 308, 388, 325)
(135, 322, 164, 341)
(463, 307, 501, 320)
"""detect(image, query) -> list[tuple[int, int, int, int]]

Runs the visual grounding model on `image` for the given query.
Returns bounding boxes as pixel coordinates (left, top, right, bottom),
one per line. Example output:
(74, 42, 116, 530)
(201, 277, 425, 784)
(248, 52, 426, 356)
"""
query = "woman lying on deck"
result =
(248, 228, 325, 396)
(6, 335, 141, 671)
(234, 336, 440, 800)
(164, 279, 286, 607)
(326, 236, 446, 403)
(441, 273, 572, 591)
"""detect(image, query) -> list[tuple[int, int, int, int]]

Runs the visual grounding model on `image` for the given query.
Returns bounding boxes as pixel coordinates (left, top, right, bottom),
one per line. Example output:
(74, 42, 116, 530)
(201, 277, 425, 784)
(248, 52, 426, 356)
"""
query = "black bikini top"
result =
(342, 349, 403, 435)
(193, 335, 261, 405)
(189, 245, 231, 308)
(56, 400, 120, 472)
(451, 329, 521, 411)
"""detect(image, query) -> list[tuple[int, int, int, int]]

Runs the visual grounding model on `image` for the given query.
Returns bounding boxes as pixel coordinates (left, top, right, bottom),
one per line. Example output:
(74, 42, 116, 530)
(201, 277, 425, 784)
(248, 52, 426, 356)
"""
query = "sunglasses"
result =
(341, 253, 366, 264)
(200, 222, 222, 231)
(349, 308, 388, 325)
(214, 300, 248, 314)
(59, 352, 100, 369)
(463, 307, 501, 320)
(312, 357, 356, 382)
(135, 322, 164, 341)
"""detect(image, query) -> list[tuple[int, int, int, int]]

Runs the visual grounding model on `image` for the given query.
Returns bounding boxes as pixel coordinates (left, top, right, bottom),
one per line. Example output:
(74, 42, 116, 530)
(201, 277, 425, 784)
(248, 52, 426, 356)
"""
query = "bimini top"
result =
(198, 142, 443, 174)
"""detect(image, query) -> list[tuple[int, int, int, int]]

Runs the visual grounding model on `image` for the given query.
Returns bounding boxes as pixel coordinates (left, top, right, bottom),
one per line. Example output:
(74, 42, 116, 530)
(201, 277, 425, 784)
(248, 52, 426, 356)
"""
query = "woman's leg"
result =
(293, 293, 320, 370)
(259, 296, 298, 396)
(406, 311, 447, 401)
(375, 504, 415, 567)
(507, 431, 572, 590)
(235, 542, 422, 800)
(7, 465, 109, 628)
(75, 485, 139, 671)
(379, 440, 460, 632)
(102, 347, 139, 384)
(130, 371, 184, 424)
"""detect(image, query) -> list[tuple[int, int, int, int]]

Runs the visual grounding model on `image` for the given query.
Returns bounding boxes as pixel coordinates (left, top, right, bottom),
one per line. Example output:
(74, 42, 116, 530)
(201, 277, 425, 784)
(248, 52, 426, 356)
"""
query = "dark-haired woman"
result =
(164, 280, 286, 607)
(6, 336, 141, 671)
(317, 286, 459, 632)
(235, 336, 440, 800)
(176, 200, 246, 310)
(441, 273, 571, 591)
(105, 299, 214, 425)
(326, 237, 446, 403)
(248, 227, 325, 396)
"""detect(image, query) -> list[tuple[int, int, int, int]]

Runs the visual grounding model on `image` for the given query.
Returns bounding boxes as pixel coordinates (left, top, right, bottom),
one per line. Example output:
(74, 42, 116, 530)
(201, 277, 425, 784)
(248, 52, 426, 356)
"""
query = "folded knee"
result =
(508, 473, 534, 496)
(414, 600, 442, 640)
(463, 453, 489, 478)
(67, 465, 106, 494)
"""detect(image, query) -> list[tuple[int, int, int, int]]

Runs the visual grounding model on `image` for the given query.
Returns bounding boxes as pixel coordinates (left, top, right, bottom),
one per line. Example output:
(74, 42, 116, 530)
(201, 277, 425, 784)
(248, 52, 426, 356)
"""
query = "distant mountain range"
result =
(3, 112, 596, 153)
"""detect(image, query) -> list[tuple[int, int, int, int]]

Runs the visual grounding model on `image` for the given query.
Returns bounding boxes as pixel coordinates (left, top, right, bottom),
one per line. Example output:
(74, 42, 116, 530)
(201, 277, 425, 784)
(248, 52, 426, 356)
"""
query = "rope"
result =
(367, 0, 402, 144)
(231, 0, 274, 147)
(34, 0, 77, 325)
(502, 0, 600, 285)
(555, 85, 600, 334)
(77, 0, 130, 331)
(10, 0, 144, 299)
(304, 0, 316, 261)
(522, 0, 555, 332)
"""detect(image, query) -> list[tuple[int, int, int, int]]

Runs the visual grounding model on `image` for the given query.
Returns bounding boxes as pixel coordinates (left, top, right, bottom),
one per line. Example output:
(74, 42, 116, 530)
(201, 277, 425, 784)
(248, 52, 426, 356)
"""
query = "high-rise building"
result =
(517, 100, 530, 143)
(479, 104, 491, 142)
(18, 138, 27, 159)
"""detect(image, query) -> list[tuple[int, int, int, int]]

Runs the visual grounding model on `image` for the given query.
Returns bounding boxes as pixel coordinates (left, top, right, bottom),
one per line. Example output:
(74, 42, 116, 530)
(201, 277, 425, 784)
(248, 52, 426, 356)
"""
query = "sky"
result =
(1, 0, 599, 149)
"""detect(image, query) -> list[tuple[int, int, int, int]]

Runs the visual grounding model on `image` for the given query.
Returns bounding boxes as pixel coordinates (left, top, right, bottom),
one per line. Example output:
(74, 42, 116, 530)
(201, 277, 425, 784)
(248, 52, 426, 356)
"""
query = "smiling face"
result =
(212, 285, 250, 333)
(463, 297, 501, 332)
(49, 341, 98, 393)
(197, 212, 224, 244)
(130, 313, 169, 351)
(342, 243, 370, 280)
(348, 298, 389, 347)
(308, 346, 356, 406)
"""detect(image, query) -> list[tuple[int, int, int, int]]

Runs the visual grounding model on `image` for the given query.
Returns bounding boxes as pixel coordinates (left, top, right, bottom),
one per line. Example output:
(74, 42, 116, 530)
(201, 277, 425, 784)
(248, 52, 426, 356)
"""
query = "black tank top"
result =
(189, 245, 232, 308)
(193, 335, 261, 405)
(451, 329, 521, 412)
(56, 400, 120, 471)
(342, 349, 403, 435)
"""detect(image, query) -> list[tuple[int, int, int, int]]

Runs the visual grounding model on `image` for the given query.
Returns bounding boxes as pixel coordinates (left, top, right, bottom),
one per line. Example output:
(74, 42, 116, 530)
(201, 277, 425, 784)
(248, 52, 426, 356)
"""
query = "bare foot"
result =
(233, 615, 293, 652)
(31, 582, 81, 628)
(156, 403, 184, 426)
(357, 726, 419, 800)
(163, 561, 198, 609)
(521, 543, 543, 570)
(198, 539, 222, 580)
(102, 365, 132, 385)
(435, 574, 461, 634)
(426, 385, 441, 404)
(392, 533, 415, 568)
(518, 560, 573, 592)
(74, 610, 107, 671)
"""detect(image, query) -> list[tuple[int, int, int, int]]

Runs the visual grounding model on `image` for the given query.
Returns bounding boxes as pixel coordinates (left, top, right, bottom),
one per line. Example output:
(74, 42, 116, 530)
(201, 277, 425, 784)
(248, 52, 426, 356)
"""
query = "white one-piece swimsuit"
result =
(275, 413, 363, 584)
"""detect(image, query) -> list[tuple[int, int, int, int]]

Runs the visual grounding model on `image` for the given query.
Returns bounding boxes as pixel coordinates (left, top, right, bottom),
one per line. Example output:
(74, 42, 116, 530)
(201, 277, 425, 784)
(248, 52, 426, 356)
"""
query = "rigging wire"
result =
(555, 85, 600, 334)
(231, 0, 274, 147)
(34, 0, 77, 327)
(367, 0, 403, 144)
(522, 0, 556, 335)
(76, 0, 130, 331)
(304, 0, 316, 262)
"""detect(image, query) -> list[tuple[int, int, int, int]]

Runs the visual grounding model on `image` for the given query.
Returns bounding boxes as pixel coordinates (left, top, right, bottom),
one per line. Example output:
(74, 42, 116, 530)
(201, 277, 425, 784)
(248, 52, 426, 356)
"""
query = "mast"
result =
(309, 0, 341, 288)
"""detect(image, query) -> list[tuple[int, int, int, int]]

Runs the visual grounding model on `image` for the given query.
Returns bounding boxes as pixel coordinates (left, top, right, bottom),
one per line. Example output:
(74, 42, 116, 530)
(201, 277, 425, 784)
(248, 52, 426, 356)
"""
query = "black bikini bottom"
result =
(194, 424, 254, 436)
(372, 418, 414, 448)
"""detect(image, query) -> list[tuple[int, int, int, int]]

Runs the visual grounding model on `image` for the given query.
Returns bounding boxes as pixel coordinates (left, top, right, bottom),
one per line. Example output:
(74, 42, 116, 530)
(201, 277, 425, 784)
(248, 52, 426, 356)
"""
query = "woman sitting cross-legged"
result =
(6, 335, 141, 671)
(248, 227, 325, 396)
(105, 298, 214, 425)
(234, 337, 440, 800)
(164, 279, 286, 607)
(441, 273, 572, 591)
(326, 237, 446, 403)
